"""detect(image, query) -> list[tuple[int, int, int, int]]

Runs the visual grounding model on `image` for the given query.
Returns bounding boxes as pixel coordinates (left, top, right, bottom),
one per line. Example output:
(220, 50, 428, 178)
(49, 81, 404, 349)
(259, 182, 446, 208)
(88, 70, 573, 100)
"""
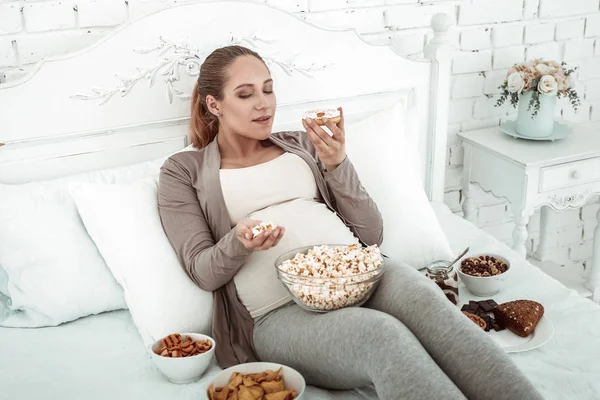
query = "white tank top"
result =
(220, 152, 359, 318)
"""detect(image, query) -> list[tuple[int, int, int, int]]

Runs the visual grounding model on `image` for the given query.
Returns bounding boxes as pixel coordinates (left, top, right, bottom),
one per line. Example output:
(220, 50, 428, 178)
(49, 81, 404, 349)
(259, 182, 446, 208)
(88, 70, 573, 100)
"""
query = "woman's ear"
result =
(205, 95, 221, 117)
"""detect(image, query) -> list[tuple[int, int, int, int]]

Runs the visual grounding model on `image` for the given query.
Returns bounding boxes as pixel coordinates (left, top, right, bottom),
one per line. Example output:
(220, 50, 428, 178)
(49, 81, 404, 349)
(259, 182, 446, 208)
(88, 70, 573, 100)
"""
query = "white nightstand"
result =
(458, 123, 600, 302)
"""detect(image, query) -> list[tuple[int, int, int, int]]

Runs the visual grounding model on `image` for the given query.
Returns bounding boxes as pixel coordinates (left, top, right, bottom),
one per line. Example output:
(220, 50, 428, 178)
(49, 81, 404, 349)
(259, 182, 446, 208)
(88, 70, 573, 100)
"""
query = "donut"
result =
(303, 109, 341, 126)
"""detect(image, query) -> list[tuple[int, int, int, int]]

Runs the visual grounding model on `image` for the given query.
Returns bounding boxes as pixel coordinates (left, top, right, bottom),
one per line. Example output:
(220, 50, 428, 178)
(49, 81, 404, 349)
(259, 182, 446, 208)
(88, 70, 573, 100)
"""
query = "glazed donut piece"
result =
(303, 109, 341, 126)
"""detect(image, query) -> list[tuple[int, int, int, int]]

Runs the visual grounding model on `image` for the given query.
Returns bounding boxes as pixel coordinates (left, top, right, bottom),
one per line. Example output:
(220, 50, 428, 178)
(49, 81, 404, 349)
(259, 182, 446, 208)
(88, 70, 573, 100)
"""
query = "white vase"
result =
(515, 91, 557, 138)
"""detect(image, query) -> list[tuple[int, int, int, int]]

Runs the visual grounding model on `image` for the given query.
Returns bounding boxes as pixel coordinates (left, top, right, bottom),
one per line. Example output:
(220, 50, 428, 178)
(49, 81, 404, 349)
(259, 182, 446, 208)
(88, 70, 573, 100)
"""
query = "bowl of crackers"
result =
(275, 244, 384, 313)
(457, 253, 511, 297)
(208, 362, 305, 400)
(149, 332, 215, 384)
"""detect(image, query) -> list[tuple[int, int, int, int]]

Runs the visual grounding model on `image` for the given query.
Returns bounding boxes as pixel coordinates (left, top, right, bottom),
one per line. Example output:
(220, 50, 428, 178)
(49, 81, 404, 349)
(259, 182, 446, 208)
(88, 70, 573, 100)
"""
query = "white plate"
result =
(489, 315, 554, 353)
(500, 120, 571, 141)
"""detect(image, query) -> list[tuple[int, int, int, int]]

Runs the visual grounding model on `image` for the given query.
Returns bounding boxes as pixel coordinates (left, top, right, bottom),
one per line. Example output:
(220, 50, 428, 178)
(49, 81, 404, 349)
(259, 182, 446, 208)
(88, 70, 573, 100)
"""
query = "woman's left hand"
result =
(302, 107, 346, 172)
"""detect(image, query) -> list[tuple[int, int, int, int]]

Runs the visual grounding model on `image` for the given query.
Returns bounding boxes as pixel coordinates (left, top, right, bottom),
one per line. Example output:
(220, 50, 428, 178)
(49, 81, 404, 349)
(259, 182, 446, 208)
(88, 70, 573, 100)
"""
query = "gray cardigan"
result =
(157, 131, 383, 368)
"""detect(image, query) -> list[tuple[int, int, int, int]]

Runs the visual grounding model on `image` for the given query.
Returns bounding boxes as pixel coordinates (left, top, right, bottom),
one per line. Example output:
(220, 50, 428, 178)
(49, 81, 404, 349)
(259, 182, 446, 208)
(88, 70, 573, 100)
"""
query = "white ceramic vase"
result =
(515, 91, 557, 138)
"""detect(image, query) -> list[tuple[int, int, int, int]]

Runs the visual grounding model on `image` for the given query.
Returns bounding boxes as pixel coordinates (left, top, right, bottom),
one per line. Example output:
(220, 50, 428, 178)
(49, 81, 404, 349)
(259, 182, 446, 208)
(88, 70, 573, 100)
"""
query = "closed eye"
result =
(239, 90, 273, 99)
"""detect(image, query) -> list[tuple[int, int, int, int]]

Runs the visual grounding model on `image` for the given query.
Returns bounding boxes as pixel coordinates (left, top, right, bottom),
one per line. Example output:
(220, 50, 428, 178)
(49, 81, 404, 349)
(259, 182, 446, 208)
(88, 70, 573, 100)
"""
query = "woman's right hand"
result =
(235, 219, 285, 251)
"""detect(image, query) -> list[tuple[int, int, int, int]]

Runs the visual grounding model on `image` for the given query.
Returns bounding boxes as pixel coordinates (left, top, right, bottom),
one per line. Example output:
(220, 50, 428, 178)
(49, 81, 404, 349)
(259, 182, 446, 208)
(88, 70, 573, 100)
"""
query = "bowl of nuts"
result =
(275, 244, 384, 312)
(457, 254, 511, 297)
(149, 332, 215, 384)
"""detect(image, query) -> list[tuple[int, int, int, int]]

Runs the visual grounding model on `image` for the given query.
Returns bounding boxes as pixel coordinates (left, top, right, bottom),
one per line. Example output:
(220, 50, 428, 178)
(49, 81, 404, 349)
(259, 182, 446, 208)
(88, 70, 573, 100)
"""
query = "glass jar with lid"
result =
(426, 260, 459, 305)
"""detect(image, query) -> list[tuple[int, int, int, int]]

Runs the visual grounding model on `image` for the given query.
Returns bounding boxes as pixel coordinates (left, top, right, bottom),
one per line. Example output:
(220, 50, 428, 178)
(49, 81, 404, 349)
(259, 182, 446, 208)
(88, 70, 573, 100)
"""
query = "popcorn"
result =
(251, 221, 275, 238)
(278, 244, 383, 311)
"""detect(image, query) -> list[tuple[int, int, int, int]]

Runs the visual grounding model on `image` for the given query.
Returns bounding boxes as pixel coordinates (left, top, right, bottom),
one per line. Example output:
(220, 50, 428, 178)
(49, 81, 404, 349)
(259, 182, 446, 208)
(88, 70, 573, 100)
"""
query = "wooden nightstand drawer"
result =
(539, 158, 600, 192)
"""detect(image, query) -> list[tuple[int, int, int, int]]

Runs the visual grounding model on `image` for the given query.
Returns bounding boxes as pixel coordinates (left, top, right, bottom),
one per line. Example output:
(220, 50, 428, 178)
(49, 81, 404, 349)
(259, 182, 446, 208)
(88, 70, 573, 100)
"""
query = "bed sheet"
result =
(431, 201, 600, 400)
(1, 203, 599, 400)
(0, 308, 377, 400)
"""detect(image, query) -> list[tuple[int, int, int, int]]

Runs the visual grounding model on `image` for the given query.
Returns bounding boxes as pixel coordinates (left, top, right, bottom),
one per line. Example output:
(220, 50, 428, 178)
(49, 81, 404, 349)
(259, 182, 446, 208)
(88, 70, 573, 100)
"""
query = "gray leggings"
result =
(253, 260, 544, 400)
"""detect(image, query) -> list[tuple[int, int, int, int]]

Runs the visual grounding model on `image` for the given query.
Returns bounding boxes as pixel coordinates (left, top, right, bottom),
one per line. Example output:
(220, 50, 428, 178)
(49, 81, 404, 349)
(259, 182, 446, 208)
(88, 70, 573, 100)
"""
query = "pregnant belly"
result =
(233, 198, 359, 318)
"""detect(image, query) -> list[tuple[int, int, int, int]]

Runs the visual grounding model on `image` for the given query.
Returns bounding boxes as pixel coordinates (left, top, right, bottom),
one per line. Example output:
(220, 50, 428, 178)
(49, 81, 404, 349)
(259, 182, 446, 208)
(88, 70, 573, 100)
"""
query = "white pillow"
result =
(0, 157, 167, 327)
(345, 102, 453, 269)
(68, 177, 213, 346)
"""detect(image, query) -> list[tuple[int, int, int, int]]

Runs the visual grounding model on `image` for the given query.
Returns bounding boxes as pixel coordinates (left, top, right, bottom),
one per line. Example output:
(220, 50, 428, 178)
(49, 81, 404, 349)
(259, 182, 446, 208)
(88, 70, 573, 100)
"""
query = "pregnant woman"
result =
(158, 45, 543, 400)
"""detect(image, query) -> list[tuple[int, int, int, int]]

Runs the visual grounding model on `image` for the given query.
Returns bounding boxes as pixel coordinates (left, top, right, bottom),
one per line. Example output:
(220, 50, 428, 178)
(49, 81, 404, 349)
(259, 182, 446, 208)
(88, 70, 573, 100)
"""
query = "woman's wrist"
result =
(324, 155, 347, 172)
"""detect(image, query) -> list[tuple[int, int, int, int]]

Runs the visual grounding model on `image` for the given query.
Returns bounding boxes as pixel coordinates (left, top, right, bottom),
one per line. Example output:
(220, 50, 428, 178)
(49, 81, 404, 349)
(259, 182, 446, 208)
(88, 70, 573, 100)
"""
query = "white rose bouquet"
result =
(495, 59, 581, 117)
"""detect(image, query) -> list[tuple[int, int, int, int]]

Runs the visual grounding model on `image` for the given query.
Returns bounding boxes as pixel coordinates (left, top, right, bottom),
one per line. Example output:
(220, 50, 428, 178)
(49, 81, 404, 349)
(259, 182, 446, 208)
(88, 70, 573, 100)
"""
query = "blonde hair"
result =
(190, 45, 267, 149)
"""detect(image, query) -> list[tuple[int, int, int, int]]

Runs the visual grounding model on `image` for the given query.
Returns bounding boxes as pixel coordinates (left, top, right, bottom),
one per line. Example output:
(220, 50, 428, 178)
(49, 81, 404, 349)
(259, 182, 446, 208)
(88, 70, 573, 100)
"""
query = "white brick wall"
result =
(563, 104, 591, 123)
(390, 32, 426, 55)
(525, 41, 561, 60)
(555, 208, 581, 228)
(484, 70, 507, 95)
(444, 190, 461, 212)
(447, 144, 464, 167)
(478, 203, 509, 226)
(584, 220, 598, 241)
(473, 96, 507, 119)
(491, 25, 523, 48)
(564, 38, 595, 62)
(525, 23, 555, 44)
(461, 116, 500, 131)
(458, 0, 522, 26)
(539, 0, 599, 18)
(1, 0, 600, 272)
(557, 224, 584, 246)
(0, 37, 17, 67)
(23, 1, 76, 33)
(0, 4, 22, 35)
(589, 81, 600, 101)
(523, 0, 540, 20)
(592, 101, 600, 121)
(582, 203, 600, 220)
(585, 15, 600, 37)
(579, 58, 600, 81)
(448, 98, 474, 124)
(570, 241, 594, 261)
(453, 50, 492, 74)
(452, 73, 484, 98)
(493, 46, 526, 69)
(385, 4, 455, 30)
(460, 28, 490, 51)
(555, 19, 585, 40)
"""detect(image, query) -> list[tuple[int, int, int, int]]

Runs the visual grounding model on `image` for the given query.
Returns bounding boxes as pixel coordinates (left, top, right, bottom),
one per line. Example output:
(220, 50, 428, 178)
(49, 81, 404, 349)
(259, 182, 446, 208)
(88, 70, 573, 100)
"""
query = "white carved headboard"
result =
(0, 1, 452, 202)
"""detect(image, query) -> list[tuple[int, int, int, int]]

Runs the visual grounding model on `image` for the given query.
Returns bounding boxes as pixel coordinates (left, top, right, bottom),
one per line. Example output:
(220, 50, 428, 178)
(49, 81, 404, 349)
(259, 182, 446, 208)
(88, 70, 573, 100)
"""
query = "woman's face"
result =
(214, 55, 276, 141)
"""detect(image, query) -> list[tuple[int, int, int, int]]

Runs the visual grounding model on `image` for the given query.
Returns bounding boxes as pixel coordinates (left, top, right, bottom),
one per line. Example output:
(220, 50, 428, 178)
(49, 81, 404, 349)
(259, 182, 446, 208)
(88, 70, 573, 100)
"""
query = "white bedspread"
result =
(1, 202, 599, 400)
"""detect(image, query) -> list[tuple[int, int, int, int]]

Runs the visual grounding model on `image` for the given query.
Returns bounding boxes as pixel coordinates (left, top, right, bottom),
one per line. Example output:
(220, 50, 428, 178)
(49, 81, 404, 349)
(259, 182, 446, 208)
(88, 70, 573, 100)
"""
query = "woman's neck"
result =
(217, 129, 283, 169)
(217, 130, 264, 160)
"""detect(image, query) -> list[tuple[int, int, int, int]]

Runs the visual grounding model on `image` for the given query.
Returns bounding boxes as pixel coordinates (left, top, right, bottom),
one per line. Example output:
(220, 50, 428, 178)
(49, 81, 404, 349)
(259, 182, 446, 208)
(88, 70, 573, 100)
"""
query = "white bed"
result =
(2, 204, 600, 400)
(1, 1, 600, 399)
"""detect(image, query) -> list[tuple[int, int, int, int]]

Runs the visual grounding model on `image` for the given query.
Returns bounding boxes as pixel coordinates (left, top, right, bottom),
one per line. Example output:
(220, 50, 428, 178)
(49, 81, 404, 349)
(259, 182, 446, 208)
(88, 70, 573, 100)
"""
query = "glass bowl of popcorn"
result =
(274, 244, 385, 313)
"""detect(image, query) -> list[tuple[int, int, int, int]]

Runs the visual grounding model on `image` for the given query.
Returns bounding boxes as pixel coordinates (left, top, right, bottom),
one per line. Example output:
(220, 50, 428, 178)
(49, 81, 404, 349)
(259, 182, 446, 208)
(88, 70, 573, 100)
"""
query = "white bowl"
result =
(208, 362, 306, 399)
(149, 333, 215, 384)
(457, 253, 511, 297)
